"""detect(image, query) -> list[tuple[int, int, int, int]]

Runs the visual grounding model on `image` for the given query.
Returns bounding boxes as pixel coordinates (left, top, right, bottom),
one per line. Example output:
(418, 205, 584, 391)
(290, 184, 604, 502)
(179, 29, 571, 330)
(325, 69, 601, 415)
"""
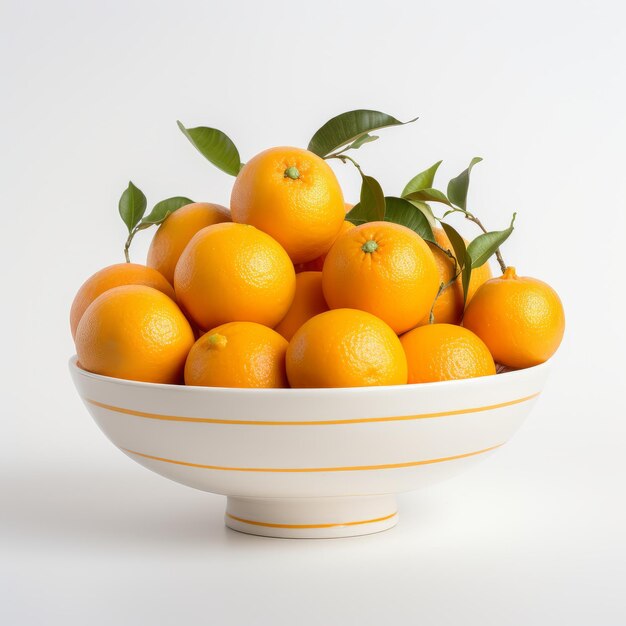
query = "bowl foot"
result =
(225, 494, 398, 539)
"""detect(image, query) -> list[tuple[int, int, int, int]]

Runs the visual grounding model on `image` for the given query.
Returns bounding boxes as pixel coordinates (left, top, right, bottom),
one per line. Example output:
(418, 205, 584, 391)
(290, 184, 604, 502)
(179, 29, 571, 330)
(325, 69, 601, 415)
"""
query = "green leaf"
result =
(118, 181, 147, 233)
(383, 196, 435, 242)
(307, 110, 417, 157)
(347, 133, 379, 150)
(440, 222, 467, 269)
(467, 213, 516, 269)
(401, 161, 443, 197)
(346, 175, 385, 224)
(177, 120, 242, 176)
(441, 222, 472, 306)
(337, 133, 380, 153)
(403, 188, 453, 207)
(447, 157, 483, 210)
(345, 203, 368, 225)
(409, 201, 437, 228)
(137, 196, 194, 230)
(357, 173, 386, 222)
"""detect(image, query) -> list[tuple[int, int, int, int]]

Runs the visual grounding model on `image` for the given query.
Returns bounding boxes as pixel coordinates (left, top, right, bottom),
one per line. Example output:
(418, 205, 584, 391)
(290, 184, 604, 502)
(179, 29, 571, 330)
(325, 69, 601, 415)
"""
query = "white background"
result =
(2, 1, 626, 624)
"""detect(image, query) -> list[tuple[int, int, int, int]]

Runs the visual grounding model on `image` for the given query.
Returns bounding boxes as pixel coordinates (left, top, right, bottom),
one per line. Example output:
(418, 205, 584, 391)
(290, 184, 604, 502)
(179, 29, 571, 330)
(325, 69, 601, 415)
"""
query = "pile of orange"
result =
(71, 146, 565, 388)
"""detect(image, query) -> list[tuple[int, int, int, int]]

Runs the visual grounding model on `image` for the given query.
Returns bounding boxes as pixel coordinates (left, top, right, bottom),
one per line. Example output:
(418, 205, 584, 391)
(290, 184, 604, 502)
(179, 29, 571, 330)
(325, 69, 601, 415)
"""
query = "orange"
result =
(294, 220, 355, 273)
(185, 322, 288, 388)
(286, 308, 408, 388)
(75, 285, 194, 384)
(70, 263, 175, 340)
(322, 222, 439, 334)
(274, 271, 329, 340)
(463, 267, 565, 369)
(400, 323, 495, 383)
(147, 202, 230, 284)
(174, 222, 296, 331)
(230, 146, 345, 264)
(426, 227, 492, 324)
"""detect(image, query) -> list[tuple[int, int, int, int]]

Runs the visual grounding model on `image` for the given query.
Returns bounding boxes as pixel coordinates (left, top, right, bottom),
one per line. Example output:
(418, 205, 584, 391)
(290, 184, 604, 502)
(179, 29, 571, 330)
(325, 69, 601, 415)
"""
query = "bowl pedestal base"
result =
(224, 494, 398, 539)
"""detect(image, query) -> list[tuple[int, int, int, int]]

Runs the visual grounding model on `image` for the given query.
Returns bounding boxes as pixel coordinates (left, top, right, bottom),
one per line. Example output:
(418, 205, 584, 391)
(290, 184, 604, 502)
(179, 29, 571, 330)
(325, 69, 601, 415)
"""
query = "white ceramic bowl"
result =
(69, 356, 550, 538)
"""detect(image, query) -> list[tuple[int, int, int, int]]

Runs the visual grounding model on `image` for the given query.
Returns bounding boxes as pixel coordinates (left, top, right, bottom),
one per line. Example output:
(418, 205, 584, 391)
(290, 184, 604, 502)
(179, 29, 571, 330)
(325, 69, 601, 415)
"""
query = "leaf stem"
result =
(428, 238, 460, 285)
(325, 153, 362, 172)
(431, 241, 456, 265)
(428, 273, 459, 324)
(123, 229, 136, 263)
(427, 252, 464, 324)
(428, 283, 444, 324)
(423, 238, 464, 325)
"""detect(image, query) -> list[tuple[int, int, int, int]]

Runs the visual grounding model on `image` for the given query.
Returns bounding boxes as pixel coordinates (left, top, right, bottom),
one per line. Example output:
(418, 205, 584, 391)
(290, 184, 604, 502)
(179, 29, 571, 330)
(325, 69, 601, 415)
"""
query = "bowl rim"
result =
(68, 355, 551, 397)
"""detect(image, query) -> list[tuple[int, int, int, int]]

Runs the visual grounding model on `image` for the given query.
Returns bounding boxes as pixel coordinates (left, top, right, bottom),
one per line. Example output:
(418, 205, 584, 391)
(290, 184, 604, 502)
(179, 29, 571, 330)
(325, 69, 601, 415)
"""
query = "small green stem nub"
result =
(207, 333, 227, 349)
(284, 166, 300, 180)
(361, 240, 379, 253)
